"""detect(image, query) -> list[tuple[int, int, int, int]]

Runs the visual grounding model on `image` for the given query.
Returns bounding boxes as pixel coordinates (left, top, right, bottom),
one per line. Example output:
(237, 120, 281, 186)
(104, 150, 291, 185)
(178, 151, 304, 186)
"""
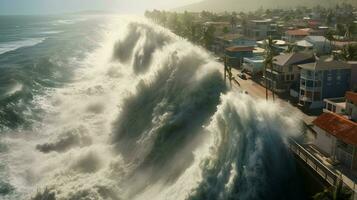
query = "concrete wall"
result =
(322, 69, 351, 99)
(313, 126, 336, 156)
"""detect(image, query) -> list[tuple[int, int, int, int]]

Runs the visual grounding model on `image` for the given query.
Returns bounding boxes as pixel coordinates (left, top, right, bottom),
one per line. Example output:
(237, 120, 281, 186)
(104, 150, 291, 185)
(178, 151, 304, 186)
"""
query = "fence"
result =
(289, 139, 357, 199)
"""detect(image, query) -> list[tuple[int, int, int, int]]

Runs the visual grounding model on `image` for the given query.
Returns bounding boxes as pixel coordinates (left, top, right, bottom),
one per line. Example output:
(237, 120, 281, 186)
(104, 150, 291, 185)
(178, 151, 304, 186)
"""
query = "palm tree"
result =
(325, 30, 335, 54)
(224, 56, 240, 88)
(285, 43, 297, 53)
(263, 36, 277, 101)
(340, 44, 357, 61)
(313, 177, 352, 200)
(344, 23, 354, 41)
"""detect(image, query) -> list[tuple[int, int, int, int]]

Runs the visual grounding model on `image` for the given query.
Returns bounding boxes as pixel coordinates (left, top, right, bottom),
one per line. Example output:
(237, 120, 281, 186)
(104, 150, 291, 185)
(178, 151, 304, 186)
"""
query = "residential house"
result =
(346, 91, 357, 121)
(257, 39, 287, 53)
(225, 46, 254, 68)
(304, 36, 331, 55)
(245, 19, 276, 40)
(323, 97, 346, 115)
(296, 40, 314, 52)
(242, 56, 264, 75)
(298, 60, 351, 109)
(214, 36, 255, 55)
(312, 112, 357, 170)
(265, 53, 315, 93)
(283, 29, 310, 42)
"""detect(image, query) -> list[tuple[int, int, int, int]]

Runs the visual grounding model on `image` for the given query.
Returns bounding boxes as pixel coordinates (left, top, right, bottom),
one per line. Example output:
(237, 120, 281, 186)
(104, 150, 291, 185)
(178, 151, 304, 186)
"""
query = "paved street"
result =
(225, 67, 317, 125)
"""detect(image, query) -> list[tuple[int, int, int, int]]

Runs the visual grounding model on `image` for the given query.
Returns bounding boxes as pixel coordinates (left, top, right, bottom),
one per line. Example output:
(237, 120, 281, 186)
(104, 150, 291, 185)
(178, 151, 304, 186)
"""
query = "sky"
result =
(0, 0, 202, 15)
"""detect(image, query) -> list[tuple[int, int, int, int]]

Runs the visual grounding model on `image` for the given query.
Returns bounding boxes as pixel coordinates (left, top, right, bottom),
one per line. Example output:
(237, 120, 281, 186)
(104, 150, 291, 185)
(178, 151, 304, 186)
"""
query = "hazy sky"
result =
(0, 0, 202, 15)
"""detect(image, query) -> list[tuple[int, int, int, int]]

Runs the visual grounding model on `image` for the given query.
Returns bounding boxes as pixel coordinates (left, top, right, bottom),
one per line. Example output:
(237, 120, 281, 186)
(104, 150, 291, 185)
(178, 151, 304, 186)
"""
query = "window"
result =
(307, 80, 314, 87)
(314, 92, 321, 101)
(315, 80, 321, 87)
(306, 91, 312, 98)
(289, 65, 293, 72)
(328, 103, 332, 111)
(300, 90, 305, 95)
(301, 79, 306, 86)
(307, 70, 312, 76)
(291, 74, 294, 80)
(333, 105, 336, 112)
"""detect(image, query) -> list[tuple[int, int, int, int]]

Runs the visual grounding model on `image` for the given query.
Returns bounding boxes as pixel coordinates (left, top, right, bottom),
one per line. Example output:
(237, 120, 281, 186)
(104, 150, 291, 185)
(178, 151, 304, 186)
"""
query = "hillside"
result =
(174, 0, 357, 12)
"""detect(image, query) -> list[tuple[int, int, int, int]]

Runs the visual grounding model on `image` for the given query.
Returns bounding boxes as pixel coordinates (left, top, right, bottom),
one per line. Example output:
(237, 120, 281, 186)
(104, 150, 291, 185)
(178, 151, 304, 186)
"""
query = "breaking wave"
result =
(1, 17, 305, 200)
(0, 38, 46, 55)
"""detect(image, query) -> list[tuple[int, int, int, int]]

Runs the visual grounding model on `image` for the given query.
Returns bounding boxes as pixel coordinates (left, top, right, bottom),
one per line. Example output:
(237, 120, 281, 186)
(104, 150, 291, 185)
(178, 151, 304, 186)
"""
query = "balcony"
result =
(300, 96, 313, 102)
(299, 84, 322, 92)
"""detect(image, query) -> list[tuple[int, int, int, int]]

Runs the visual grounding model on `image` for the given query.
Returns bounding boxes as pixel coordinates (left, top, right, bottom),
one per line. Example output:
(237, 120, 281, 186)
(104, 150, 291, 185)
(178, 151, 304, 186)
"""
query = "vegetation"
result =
(313, 178, 352, 200)
(263, 37, 278, 101)
(340, 44, 357, 61)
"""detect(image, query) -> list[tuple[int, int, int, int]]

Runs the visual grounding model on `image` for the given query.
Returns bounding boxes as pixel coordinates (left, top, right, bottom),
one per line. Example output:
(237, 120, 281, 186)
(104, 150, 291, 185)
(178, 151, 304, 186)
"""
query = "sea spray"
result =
(0, 16, 306, 200)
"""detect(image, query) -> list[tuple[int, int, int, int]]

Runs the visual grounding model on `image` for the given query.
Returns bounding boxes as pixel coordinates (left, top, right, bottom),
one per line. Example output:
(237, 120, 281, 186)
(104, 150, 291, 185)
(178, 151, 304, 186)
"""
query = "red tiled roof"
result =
(285, 29, 310, 36)
(226, 46, 255, 52)
(313, 112, 357, 146)
(346, 91, 357, 105)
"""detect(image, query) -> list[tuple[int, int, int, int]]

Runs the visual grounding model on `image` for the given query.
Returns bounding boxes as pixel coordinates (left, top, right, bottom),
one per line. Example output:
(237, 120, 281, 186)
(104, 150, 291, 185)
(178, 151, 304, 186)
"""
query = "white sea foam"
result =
(2, 16, 304, 200)
(0, 38, 46, 55)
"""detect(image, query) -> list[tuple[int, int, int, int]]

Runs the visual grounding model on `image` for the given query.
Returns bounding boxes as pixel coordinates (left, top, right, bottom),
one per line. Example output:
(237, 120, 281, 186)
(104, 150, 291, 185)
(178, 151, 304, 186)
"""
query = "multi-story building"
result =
(265, 53, 315, 93)
(298, 60, 351, 109)
(245, 19, 276, 40)
(349, 61, 357, 91)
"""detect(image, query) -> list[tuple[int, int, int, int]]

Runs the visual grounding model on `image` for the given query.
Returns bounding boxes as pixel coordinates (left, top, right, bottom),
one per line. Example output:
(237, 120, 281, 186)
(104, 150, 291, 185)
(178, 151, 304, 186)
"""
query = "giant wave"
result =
(1, 17, 305, 200)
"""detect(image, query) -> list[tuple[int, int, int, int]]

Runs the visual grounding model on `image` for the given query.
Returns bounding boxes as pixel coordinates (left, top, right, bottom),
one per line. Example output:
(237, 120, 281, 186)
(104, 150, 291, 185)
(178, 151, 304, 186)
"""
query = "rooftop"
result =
(286, 29, 310, 36)
(305, 36, 329, 43)
(274, 52, 314, 66)
(257, 39, 286, 46)
(296, 40, 313, 47)
(250, 19, 272, 23)
(298, 60, 351, 71)
(226, 46, 255, 52)
(313, 112, 357, 146)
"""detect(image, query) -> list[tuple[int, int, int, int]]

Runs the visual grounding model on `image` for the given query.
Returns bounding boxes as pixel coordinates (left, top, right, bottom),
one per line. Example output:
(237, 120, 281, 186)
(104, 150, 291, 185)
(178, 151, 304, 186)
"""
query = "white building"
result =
(323, 97, 346, 115)
(313, 112, 357, 170)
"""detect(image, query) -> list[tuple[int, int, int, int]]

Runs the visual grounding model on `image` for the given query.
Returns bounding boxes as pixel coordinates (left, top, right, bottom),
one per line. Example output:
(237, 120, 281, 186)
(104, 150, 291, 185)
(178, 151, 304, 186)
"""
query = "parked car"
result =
(238, 73, 247, 80)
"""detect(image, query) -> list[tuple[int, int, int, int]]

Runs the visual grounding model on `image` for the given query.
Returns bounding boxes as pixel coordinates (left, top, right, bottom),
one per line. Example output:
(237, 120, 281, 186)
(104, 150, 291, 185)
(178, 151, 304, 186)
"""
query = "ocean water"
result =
(0, 15, 306, 200)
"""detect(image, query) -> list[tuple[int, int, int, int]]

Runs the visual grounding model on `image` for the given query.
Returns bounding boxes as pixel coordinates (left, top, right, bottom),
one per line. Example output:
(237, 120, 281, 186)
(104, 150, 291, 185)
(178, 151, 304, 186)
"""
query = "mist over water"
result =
(0, 15, 305, 200)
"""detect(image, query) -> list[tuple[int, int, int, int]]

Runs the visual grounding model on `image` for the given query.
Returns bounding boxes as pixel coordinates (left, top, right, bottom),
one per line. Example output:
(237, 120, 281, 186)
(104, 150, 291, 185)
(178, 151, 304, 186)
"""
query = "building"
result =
(283, 29, 310, 42)
(265, 53, 315, 93)
(346, 91, 357, 121)
(298, 60, 351, 109)
(349, 61, 357, 91)
(304, 36, 331, 55)
(225, 46, 254, 67)
(242, 56, 264, 75)
(296, 40, 314, 52)
(213, 36, 255, 55)
(312, 112, 357, 170)
(323, 97, 346, 115)
(257, 39, 287, 53)
(245, 19, 276, 40)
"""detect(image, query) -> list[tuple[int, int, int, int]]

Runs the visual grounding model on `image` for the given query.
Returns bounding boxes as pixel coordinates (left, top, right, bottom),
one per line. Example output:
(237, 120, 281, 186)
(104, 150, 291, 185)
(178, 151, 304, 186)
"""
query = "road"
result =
(227, 67, 317, 125)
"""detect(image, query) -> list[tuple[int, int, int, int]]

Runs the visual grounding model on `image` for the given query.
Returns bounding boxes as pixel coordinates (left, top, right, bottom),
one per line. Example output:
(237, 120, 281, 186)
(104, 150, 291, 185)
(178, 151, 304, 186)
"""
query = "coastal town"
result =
(145, 4, 357, 199)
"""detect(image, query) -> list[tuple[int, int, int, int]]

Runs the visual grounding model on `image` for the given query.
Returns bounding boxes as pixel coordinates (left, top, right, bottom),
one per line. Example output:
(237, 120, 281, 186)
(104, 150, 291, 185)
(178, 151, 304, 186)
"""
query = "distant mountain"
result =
(174, 0, 357, 12)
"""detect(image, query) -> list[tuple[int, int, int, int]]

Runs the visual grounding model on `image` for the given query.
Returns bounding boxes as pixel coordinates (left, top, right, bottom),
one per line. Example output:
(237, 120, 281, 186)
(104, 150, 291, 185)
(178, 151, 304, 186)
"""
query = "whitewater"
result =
(0, 15, 305, 200)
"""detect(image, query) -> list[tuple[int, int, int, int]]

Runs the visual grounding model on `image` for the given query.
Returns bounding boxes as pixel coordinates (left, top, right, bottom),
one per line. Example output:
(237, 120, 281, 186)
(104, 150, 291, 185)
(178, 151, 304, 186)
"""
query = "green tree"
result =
(340, 44, 357, 61)
(263, 36, 277, 101)
(201, 25, 215, 49)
